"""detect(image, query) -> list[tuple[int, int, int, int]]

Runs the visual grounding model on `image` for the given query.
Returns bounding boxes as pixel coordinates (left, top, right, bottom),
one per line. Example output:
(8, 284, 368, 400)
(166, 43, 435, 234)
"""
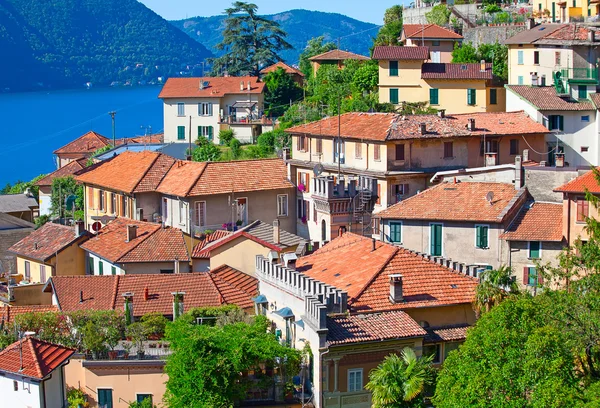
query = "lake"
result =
(0, 86, 164, 187)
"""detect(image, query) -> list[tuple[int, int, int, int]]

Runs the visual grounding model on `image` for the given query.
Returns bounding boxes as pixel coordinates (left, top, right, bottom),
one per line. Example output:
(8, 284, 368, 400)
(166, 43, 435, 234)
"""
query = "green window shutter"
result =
(558, 115, 564, 131)
(177, 125, 185, 140)
(578, 85, 587, 99)
(390, 88, 399, 104)
(478, 226, 488, 248)
(111, 266, 116, 276)
(518, 50, 524, 65)
(467, 89, 476, 105)
(98, 389, 113, 408)
(429, 88, 439, 105)
(198, 126, 202, 137)
(208, 126, 214, 141)
(390, 222, 401, 243)
(529, 241, 541, 258)
(431, 224, 442, 256)
(99, 262, 103, 275)
(490, 89, 497, 105)
(476, 226, 482, 248)
(389, 61, 399, 76)
(88, 257, 94, 274)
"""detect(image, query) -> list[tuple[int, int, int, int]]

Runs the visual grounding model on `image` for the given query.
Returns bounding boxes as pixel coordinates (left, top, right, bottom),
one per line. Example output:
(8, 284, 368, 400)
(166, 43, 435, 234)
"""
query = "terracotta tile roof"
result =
(309, 49, 370, 62)
(9, 223, 89, 262)
(507, 86, 595, 111)
(421, 63, 493, 80)
(158, 76, 265, 99)
(372, 46, 429, 60)
(191, 230, 233, 259)
(298, 233, 477, 312)
(123, 133, 164, 145)
(0, 337, 74, 379)
(500, 202, 564, 242)
(133, 154, 177, 193)
(540, 24, 596, 41)
(403, 24, 463, 40)
(193, 228, 282, 259)
(35, 158, 88, 187)
(554, 168, 600, 193)
(376, 181, 525, 223)
(81, 218, 189, 263)
(260, 61, 304, 77)
(424, 324, 469, 343)
(156, 160, 207, 197)
(0, 305, 58, 323)
(285, 111, 548, 141)
(53, 131, 111, 155)
(589, 93, 600, 109)
(326, 311, 427, 346)
(47, 268, 257, 316)
(505, 24, 564, 44)
(76, 151, 173, 194)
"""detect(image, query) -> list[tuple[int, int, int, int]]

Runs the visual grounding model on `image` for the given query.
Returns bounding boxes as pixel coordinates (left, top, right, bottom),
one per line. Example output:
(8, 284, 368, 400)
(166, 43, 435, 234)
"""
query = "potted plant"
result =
(126, 322, 148, 359)
(122, 341, 132, 359)
(140, 312, 168, 340)
(81, 321, 106, 360)
(297, 183, 306, 192)
(105, 324, 122, 360)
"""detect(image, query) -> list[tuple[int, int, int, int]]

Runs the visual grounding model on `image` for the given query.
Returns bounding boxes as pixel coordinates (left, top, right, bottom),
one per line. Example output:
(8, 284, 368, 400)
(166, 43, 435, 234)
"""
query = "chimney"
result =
(389, 274, 404, 303)
(247, 80, 251, 91)
(589, 30, 596, 42)
(485, 152, 497, 167)
(338, 225, 347, 237)
(540, 74, 546, 87)
(79, 290, 84, 303)
(480, 59, 486, 72)
(273, 219, 280, 244)
(555, 152, 565, 167)
(420, 123, 427, 135)
(144, 287, 149, 301)
(75, 220, 85, 237)
(123, 292, 134, 324)
(282, 253, 298, 270)
(199, 79, 204, 90)
(468, 118, 476, 131)
(172, 292, 185, 320)
(438, 109, 446, 119)
(526, 18, 537, 30)
(371, 237, 377, 252)
(531, 72, 538, 86)
(514, 155, 522, 189)
(522, 149, 529, 162)
(240, 81, 244, 91)
(34, 242, 38, 250)
(126, 225, 138, 242)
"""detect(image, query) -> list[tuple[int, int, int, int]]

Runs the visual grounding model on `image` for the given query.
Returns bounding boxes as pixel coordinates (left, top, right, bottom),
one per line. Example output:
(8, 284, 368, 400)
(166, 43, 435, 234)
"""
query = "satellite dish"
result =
(100, 215, 110, 225)
(313, 163, 325, 177)
(485, 191, 494, 204)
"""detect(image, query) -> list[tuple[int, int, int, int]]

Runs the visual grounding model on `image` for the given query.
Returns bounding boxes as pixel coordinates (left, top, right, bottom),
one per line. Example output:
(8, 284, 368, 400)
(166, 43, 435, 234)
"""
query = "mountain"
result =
(0, 0, 212, 92)
(172, 9, 378, 65)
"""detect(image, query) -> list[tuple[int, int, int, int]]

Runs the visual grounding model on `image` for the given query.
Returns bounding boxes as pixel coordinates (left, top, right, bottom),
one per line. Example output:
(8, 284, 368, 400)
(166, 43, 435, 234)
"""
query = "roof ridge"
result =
(27, 337, 43, 379)
(114, 223, 161, 262)
(111, 275, 121, 310)
(131, 152, 162, 193)
(352, 246, 400, 304)
(206, 273, 225, 305)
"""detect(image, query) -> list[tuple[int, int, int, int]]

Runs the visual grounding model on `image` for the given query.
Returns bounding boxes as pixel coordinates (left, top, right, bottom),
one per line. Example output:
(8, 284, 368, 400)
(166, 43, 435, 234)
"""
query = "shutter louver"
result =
(523, 266, 529, 285)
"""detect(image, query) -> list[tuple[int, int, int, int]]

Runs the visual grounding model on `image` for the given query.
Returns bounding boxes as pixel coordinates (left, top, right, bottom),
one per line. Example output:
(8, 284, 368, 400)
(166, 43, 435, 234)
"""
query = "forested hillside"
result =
(0, 0, 212, 91)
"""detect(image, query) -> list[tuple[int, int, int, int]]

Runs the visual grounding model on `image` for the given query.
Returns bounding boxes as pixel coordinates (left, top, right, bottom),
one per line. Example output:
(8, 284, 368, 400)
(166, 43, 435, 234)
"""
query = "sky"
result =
(138, 0, 403, 24)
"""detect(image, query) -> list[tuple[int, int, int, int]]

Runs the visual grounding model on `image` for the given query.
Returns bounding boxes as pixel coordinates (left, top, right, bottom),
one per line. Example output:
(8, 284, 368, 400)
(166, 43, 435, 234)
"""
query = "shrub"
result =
(219, 129, 235, 145)
(257, 131, 275, 155)
(82, 321, 107, 355)
(229, 138, 241, 159)
(67, 387, 89, 408)
(484, 4, 502, 13)
(141, 312, 169, 339)
(126, 322, 148, 351)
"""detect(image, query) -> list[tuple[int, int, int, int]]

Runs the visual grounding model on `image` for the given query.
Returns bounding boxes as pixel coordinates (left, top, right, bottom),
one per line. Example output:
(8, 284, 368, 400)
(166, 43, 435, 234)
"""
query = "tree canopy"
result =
(50, 176, 84, 220)
(451, 41, 508, 81)
(263, 67, 303, 117)
(373, 5, 403, 46)
(298, 36, 337, 79)
(425, 5, 451, 26)
(211, 2, 292, 76)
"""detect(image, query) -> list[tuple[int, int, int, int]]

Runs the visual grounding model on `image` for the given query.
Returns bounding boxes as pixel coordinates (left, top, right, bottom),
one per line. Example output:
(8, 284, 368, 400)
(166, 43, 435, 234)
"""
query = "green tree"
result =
(452, 42, 508, 81)
(211, 2, 292, 76)
(365, 348, 433, 408)
(425, 5, 451, 26)
(218, 129, 235, 145)
(229, 138, 241, 159)
(1, 174, 46, 200)
(451, 42, 479, 63)
(473, 265, 521, 316)
(86, 144, 113, 166)
(192, 144, 222, 162)
(263, 67, 303, 117)
(374, 5, 403, 46)
(50, 176, 84, 219)
(298, 36, 337, 79)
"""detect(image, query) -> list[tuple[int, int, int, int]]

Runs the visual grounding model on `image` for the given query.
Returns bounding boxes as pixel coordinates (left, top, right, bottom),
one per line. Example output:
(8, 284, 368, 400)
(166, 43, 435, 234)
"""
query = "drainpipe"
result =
(319, 347, 330, 408)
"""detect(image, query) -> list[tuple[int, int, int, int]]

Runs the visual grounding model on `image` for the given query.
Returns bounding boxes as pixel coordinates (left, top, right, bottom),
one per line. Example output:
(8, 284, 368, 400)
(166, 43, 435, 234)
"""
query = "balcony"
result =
(219, 114, 273, 126)
(560, 68, 599, 84)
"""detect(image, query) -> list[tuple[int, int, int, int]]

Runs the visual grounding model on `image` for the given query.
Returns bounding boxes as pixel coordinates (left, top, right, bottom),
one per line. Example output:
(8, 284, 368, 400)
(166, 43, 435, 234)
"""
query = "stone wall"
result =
(524, 167, 581, 203)
(463, 25, 527, 47)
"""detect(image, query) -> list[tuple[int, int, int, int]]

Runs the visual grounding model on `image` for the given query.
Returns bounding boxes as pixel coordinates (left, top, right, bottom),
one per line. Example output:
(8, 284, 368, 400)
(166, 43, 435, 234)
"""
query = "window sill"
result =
(476, 247, 489, 250)
(443, 156, 455, 160)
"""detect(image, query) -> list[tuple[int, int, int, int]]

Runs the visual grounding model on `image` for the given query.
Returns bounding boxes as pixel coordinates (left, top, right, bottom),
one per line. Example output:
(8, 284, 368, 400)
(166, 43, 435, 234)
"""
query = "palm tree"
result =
(365, 347, 433, 408)
(473, 265, 521, 316)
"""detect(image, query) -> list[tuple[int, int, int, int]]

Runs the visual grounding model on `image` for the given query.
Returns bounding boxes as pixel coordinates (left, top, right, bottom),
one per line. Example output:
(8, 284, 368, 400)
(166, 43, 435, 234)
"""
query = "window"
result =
(316, 138, 322, 154)
(533, 50, 540, 65)
(334, 139, 345, 164)
(390, 88, 399, 104)
(577, 197, 589, 222)
(524, 266, 541, 286)
(297, 199, 308, 220)
(429, 88, 439, 105)
(374, 144, 381, 161)
(573, 0, 576, 6)
(548, 115, 564, 131)
(177, 103, 185, 117)
(578, 85, 587, 99)
(430, 223, 443, 256)
(355, 142, 362, 159)
(194, 201, 206, 227)
(24, 261, 30, 281)
(198, 126, 214, 140)
(582, 115, 590, 122)
(390, 184, 410, 204)
(432, 40, 441, 46)
(389, 222, 402, 243)
(98, 389, 113, 408)
(297, 135, 308, 152)
(510, 139, 519, 155)
(198, 102, 213, 116)
(372, 218, 381, 234)
(529, 241, 541, 259)
(87, 187, 94, 209)
(582, 146, 589, 152)
(160, 269, 174, 274)
(99, 190, 105, 211)
(121, 196, 127, 217)
(444, 342, 460, 360)
(111, 193, 117, 215)
(389, 60, 399, 76)
(99, 261, 104, 276)
(137, 395, 153, 404)
(298, 172, 310, 193)
(40, 265, 46, 283)
(395, 144, 405, 161)
(443, 142, 453, 159)
(475, 225, 489, 249)
(13, 380, 18, 391)
(467, 88, 476, 106)
(480, 140, 499, 156)
(518, 76, 524, 85)
(177, 125, 185, 140)
(277, 194, 288, 217)
(555, 51, 561, 66)
(517, 50, 524, 65)
(490, 88, 497, 105)
(423, 344, 441, 364)
(347, 369, 363, 392)
(88, 257, 94, 274)
(111, 266, 116, 276)
(179, 201, 186, 224)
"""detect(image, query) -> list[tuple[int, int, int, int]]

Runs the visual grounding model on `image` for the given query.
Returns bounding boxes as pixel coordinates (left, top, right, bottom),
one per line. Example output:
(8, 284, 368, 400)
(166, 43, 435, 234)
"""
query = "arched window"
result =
(321, 219, 327, 242)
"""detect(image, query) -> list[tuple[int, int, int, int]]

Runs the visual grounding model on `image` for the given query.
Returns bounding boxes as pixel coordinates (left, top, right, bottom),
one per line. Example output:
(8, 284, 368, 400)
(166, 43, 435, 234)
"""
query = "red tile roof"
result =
(192, 228, 282, 260)
(47, 268, 257, 316)
(308, 49, 370, 62)
(421, 63, 493, 80)
(540, 24, 595, 41)
(0, 337, 74, 379)
(424, 324, 469, 343)
(9, 223, 89, 262)
(285, 111, 549, 141)
(554, 168, 600, 193)
(376, 181, 525, 223)
(372, 46, 430, 60)
(589, 93, 600, 109)
(260, 61, 304, 77)
(327, 311, 427, 346)
(403, 24, 463, 40)
(0, 305, 59, 323)
(35, 158, 88, 187)
(81, 218, 189, 263)
(507, 86, 595, 111)
(156, 160, 207, 197)
(159, 76, 265, 99)
(191, 230, 233, 259)
(76, 151, 174, 194)
(500, 202, 564, 242)
(53, 131, 111, 155)
(297, 233, 478, 312)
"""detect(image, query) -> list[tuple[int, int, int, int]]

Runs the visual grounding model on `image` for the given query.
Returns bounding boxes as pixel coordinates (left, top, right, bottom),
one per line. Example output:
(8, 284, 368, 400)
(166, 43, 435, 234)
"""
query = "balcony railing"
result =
(219, 115, 273, 125)
(560, 68, 599, 82)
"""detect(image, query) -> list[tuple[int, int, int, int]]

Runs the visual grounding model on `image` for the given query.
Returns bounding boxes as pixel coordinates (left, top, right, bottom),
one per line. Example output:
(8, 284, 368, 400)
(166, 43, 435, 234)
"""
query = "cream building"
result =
(400, 24, 463, 63)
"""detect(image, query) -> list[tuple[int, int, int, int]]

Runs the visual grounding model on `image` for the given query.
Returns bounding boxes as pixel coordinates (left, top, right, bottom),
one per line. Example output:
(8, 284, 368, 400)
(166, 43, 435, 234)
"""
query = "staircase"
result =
(450, 6, 476, 29)
(351, 189, 373, 236)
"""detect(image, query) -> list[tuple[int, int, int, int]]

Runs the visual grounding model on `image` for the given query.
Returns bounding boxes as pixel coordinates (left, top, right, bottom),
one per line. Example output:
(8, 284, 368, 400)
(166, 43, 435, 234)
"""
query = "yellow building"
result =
(400, 24, 463, 63)
(534, 0, 598, 21)
(308, 49, 370, 76)
(8, 221, 90, 284)
(373, 46, 506, 114)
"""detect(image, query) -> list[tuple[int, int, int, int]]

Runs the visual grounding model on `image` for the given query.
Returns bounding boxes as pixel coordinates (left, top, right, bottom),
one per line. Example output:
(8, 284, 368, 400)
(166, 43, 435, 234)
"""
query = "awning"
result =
(273, 307, 295, 319)
(251, 294, 268, 304)
(231, 101, 257, 109)
(294, 319, 305, 329)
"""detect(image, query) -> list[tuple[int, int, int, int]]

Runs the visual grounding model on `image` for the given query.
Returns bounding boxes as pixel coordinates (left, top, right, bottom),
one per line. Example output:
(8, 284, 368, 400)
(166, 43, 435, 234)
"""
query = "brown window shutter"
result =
(523, 267, 529, 285)
(537, 271, 544, 286)
(584, 200, 589, 217)
(306, 173, 310, 193)
(376, 183, 381, 205)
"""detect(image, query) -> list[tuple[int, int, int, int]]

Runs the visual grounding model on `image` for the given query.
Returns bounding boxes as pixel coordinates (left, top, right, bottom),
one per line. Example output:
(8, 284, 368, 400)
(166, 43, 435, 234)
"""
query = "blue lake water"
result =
(0, 86, 163, 186)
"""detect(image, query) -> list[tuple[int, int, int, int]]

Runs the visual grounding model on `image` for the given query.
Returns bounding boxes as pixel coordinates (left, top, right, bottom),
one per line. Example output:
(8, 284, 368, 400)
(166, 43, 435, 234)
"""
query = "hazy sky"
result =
(138, 0, 403, 24)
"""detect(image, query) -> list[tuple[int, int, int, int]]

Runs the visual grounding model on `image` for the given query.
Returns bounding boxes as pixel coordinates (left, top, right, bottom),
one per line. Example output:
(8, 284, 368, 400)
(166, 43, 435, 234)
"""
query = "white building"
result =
(0, 336, 74, 408)
(506, 85, 600, 167)
(158, 76, 272, 145)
